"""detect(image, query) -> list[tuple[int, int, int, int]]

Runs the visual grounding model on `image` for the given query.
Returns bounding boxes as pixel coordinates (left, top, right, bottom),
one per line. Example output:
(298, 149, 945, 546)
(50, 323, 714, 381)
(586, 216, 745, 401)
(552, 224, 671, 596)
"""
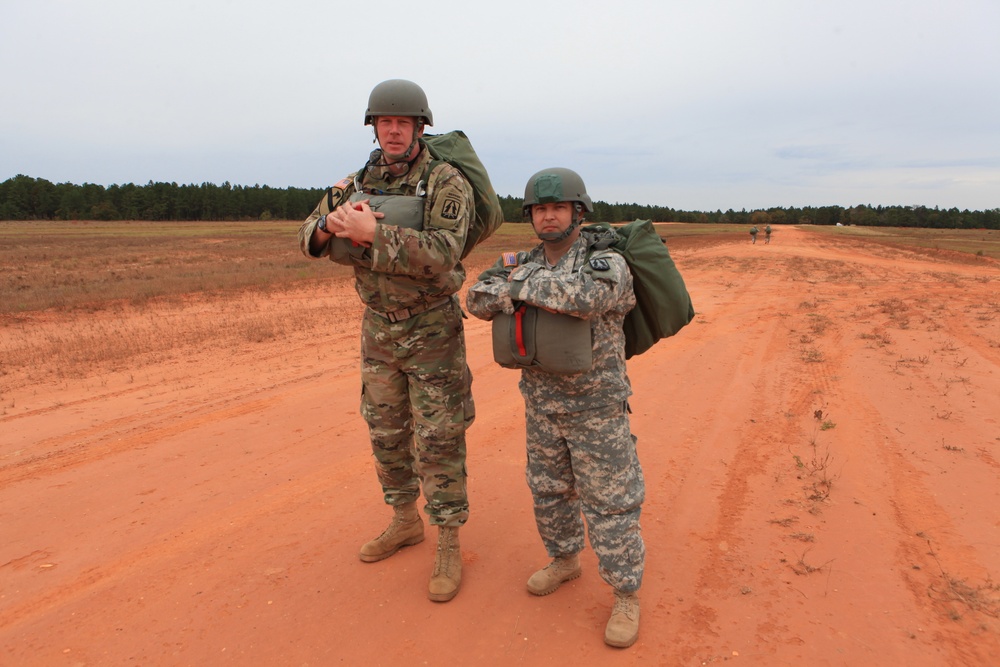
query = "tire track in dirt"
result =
(636, 231, 1000, 664)
(0, 320, 363, 486)
(0, 428, 372, 637)
(622, 250, 809, 661)
(774, 245, 1000, 663)
(0, 353, 372, 649)
(658, 244, 867, 663)
(0, 384, 163, 423)
(0, 371, 326, 487)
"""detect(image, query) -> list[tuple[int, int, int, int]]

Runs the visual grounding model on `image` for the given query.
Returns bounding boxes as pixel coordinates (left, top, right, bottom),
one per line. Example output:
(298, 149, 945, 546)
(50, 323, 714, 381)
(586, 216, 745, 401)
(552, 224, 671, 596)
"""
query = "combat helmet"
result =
(522, 168, 594, 242)
(364, 79, 433, 126)
(522, 168, 594, 216)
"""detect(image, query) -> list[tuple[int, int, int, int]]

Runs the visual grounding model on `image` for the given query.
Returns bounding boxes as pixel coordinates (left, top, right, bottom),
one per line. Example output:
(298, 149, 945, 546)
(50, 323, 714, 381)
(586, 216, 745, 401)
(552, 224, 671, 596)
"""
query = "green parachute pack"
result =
(420, 130, 503, 258)
(325, 130, 503, 261)
(584, 219, 695, 359)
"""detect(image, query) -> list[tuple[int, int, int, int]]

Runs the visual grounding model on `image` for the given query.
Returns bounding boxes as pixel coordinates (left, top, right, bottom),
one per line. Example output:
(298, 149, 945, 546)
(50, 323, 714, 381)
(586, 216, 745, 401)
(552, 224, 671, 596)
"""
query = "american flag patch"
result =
(334, 178, 351, 190)
(502, 251, 519, 267)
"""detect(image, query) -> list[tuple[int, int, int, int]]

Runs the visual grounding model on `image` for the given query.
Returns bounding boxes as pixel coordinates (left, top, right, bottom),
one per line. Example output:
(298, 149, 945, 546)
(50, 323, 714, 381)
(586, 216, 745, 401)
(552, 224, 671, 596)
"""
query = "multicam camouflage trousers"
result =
(525, 401, 645, 592)
(360, 298, 474, 527)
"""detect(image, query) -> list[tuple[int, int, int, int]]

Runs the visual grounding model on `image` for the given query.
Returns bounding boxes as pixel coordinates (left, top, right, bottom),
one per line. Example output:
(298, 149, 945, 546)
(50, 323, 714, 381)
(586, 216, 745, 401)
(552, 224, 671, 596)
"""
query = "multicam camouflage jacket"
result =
(467, 230, 636, 414)
(298, 147, 474, 314)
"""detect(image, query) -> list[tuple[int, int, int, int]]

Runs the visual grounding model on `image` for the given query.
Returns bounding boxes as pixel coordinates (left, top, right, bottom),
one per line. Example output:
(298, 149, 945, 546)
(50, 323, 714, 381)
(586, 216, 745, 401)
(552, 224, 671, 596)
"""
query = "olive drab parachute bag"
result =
(583, 219, 695, 359)
(420, 131, 504, 258)
(491, 304, 594, 374)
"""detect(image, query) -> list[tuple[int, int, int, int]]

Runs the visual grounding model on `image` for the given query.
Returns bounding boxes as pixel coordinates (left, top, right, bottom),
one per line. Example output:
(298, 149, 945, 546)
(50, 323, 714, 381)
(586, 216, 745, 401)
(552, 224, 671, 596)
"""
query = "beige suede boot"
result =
(427, 526, 461, 602)
(604, 590, 640, 648)
(359, 502, 424, 563)
(526, 554, 582, 596)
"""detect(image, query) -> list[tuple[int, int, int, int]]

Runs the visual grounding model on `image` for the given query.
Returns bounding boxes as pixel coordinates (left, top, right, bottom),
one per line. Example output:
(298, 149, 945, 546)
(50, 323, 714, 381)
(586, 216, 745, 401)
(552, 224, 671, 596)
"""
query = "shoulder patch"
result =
(589, 257, 611, 271)
(333, 178, 351, 190)
(441, 195, 463, 220)
(502, 251, 518, 267)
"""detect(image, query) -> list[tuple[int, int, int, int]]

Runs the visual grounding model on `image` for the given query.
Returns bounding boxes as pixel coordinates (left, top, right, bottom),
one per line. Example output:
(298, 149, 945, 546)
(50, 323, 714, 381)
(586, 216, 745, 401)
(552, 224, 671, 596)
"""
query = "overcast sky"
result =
(2, 0, 998, 212)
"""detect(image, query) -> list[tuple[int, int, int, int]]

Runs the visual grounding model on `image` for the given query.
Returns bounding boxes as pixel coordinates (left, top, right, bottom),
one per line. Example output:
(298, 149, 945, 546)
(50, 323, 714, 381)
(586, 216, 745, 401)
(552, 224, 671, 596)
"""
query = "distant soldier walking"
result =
(764, 224, 772, 244)
(749, 226, 758, 244)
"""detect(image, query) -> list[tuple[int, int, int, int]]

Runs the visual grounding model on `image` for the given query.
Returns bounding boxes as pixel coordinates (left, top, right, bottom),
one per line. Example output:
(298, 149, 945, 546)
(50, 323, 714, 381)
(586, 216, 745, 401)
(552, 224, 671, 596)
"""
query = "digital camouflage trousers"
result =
(525, 401, 645, 592)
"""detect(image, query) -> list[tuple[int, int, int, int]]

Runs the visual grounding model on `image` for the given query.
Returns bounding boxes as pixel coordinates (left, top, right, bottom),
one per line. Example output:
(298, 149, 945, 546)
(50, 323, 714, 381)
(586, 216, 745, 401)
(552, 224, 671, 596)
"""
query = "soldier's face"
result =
(531, 202, 576, 236)
(375, 116, 422, 158)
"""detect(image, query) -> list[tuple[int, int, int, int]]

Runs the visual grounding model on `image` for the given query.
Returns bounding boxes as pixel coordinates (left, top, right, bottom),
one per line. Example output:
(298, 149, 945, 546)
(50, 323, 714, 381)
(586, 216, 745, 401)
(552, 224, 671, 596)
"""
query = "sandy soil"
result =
(2, 227, 999, 666)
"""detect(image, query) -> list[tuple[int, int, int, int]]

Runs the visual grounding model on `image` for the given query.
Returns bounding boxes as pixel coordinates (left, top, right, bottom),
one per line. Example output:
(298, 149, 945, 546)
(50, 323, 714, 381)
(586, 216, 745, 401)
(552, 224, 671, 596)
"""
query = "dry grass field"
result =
(2, 221, 999, 666)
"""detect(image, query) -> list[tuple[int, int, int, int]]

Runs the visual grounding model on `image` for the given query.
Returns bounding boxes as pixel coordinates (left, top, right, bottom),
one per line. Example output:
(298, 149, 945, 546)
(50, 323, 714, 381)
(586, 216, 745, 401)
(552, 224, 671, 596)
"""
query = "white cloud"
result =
(2, 0, 998, 210)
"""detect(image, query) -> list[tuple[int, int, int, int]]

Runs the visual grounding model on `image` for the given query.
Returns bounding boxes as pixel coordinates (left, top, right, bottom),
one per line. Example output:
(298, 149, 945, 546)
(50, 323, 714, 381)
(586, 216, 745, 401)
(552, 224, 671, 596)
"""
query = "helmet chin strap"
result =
(385, 136, 420, 162)
(537, 205, 584, 243)
(370, 124, 421, 168)
(538, 220, 579, 243)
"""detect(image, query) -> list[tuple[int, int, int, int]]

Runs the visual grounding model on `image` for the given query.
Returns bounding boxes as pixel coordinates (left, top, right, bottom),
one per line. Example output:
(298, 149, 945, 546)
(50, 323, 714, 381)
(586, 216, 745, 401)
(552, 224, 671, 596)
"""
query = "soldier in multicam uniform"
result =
(297, 79, 474, 603)
(466, 168, 645, 648)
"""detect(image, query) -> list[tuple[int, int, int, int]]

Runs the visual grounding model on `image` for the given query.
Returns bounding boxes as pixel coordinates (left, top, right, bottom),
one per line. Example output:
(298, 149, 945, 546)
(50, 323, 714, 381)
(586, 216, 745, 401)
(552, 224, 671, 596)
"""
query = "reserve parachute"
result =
(322, 130, 502, 262)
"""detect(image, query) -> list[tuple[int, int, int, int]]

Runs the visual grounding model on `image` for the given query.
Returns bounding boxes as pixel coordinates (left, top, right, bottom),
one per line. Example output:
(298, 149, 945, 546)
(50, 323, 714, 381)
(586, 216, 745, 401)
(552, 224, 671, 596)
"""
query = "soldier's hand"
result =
(329, 199, 382, 247)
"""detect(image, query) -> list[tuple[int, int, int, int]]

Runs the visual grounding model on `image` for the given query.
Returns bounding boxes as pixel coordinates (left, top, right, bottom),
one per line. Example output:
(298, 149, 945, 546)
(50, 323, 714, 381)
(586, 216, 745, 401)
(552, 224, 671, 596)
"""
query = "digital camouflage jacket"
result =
(467, 230, 636, 414)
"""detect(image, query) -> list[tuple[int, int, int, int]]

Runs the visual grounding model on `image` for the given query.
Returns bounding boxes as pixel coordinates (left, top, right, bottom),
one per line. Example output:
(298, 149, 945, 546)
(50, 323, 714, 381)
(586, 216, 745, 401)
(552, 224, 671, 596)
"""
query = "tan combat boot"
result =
(526, 554, 582, 596)
(427, 526, 461, 602)
(604, 589, 640, 648)
(359, 502, 424, 563)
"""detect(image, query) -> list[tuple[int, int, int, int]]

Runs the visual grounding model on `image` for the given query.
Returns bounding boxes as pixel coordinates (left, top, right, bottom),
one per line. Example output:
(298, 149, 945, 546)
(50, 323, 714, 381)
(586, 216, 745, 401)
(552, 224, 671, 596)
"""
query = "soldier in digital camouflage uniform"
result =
(466, 168, 645, 648)
(298, 79, 474, 603)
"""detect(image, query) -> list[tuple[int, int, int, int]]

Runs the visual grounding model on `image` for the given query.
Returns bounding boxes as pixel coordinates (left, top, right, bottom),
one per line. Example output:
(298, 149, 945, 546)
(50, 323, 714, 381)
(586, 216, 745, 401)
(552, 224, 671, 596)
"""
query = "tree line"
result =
(499, 195, 999, 229)
(0, 175, 320, 222)
(2, 174, 998, 229)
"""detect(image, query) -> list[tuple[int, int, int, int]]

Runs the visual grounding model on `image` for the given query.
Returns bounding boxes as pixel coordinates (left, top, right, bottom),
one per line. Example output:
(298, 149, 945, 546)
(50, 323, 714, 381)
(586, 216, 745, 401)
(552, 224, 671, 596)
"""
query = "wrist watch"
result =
(317, 214, 329, 233)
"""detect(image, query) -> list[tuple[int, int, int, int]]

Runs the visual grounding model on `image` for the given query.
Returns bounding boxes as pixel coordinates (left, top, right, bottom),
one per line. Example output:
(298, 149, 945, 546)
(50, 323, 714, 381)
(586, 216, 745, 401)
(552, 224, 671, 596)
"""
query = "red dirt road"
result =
(2, 227, 999, 666)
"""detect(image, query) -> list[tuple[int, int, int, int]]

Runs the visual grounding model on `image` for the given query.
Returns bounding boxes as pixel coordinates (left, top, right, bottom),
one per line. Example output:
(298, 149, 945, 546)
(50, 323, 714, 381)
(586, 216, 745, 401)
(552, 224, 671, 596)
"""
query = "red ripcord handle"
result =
(351, 203, 364, 246)
(514, 305, 528, 357)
